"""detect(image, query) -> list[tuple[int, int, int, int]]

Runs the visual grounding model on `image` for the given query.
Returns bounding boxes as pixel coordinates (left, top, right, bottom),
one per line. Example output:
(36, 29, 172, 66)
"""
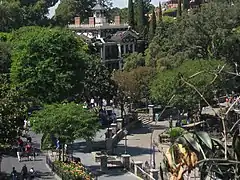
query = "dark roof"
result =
(111, 30, 139, 42)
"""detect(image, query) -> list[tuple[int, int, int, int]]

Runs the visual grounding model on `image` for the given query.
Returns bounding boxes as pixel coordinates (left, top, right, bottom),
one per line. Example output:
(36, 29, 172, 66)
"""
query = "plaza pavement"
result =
(114, 120, 170, 169)
(1, 131, 55, 179)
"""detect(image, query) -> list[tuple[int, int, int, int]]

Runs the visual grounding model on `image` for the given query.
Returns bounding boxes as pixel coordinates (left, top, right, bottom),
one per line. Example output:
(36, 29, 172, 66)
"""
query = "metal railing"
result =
(129, 160, 155, 180)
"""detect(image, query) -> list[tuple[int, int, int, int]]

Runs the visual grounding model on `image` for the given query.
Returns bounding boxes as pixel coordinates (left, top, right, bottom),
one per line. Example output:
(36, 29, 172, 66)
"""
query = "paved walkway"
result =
(1, 132, 55, 179)
(114, 120, 170, 169)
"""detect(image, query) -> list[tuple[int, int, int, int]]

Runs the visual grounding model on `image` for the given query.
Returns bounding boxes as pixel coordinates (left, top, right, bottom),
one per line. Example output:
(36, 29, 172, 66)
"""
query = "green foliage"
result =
(41, 133, 55, 150)
(55, 0, 94, 26)
(167, 130, 237, 179)
(167, 127, 185, 138)
(83, 59, 117, 100)
(10, 26, 89, 103)
(0, 32, 13, 42)
(136, 0, 145, 34)
(149, 8, 157, 41)
(54, 0, 113, 26)
(163, 8, 177, 17)
(183, 0, 190, 11)
(0, 1, 23, 32)
(0, 74, 28, 144)
(0, 0, 59, 31)
(158, 2, 163, 22)
(0, 42, 11, 73)
(113, 66, 156, 103)
(128, 0, 134, 28)
(177, 0, 182, 17)
(150, 60, 232, 110)
(30, 102, 100, 143)
(149, 1, 240, 69)
(123, 52, 145, 71)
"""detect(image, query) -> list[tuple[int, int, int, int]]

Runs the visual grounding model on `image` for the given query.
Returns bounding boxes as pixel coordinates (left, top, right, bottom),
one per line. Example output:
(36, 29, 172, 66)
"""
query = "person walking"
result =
(21, 164, 28, 180)
(17, 145, 23, 162)
(25, 143, 32, 161)
(28, 167, 35, 180)
(11, 167, 17, 180)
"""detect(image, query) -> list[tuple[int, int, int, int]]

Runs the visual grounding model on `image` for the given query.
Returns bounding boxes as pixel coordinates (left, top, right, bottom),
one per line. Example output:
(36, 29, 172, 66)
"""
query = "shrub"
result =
(53, 161, 94, 180)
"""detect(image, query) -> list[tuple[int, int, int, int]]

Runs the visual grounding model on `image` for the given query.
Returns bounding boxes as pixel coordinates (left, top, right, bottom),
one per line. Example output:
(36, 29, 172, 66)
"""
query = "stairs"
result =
(138, 113, 153, 125)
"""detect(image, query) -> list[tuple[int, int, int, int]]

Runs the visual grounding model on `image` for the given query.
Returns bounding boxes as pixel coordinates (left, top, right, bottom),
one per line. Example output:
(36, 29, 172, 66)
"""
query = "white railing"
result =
(68, 23, 128, 28)
(136, 165, 155, 180)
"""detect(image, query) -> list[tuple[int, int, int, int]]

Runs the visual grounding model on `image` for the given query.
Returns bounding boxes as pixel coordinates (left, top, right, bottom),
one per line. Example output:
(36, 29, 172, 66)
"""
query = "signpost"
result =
(123, 129, 128, 154)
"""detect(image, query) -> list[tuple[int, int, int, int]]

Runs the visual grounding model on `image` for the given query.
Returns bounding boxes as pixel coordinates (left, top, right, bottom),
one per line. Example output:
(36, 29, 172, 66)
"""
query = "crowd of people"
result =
(11, 165, 35, 180)
(16, 136, 36, 162)
(10, 117, 37, 180)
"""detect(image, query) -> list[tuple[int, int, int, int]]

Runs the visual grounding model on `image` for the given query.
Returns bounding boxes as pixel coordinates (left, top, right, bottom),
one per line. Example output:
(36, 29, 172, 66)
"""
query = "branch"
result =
(209, 64, 226, 85)
(230, 119, 240, 133)
(188, 70, 205, 79)
(180, 77, 219, 117)
(225, 96, 240, 115)
(196, 158, 240, 166)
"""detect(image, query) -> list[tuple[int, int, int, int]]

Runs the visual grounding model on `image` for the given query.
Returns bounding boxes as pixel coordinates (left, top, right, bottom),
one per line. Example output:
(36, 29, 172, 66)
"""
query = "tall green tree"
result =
(0, 74, 28, 145)
(137, 0, 145, 33)
(83, 59, 117, 100)
(10, 26, 89, 103)
(0, 1, 23, 32)
(0, 42, 11, 74)
(159, 2, 163, 22)
(128, 0, 134, 28)
(149, 8, 157, 41)
(183, 0, 190, 11)
(177, 0, 182, 17)
(123, 52, 145, 71)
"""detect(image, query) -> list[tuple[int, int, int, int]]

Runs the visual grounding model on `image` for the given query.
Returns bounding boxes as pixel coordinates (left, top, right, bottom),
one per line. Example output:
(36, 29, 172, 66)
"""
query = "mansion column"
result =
(117, 44, 122, 58)
(102, 44, 106, 61)
(132, 43, 136, 52)
(123, 44, 126, 54)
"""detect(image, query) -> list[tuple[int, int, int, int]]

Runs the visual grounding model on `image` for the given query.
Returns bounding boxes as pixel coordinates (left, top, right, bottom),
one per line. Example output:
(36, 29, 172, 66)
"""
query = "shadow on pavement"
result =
(128, 124, 167, 135)
(0, 172, 10, 180)
(113, 145, 151, 157)
(101, 169, 129, 177)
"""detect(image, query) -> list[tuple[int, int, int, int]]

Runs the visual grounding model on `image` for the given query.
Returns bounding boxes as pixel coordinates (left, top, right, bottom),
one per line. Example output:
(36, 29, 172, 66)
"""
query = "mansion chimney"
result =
(74, 17, 81, 26)
(114, 16, 121, 25)
(89, 17, 96, 26)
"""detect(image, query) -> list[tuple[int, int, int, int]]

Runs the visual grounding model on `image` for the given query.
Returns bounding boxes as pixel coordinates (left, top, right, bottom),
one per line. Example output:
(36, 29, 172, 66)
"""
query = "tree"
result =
(113, 66, 156, 104)
(55, 0, 113, 26)
(183, 0, 189, 11)
(158, 2, 163, 22)
(120, 8, 128, 23)
(83, 59, 117, 101)
(30, 102, 99, 144)
(147, 1, 240, 70)
(10, 26, 89, 103)
(137, 0, 145, 33)
(55, 0, 94, 26)
(0, 74, 28, 145)
(150, 60, 232, 111)
(128, 0, 134, 28)
(0, 42, 11, 74)
(123, 52, 145, 71)
(0, 1, 23, 32)
(177, 0, 182, 17)
(149, 8, 157, 41)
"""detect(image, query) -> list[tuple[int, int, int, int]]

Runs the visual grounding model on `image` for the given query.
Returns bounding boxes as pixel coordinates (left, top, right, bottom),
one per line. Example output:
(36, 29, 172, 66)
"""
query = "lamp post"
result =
(123, 129, 128, 154)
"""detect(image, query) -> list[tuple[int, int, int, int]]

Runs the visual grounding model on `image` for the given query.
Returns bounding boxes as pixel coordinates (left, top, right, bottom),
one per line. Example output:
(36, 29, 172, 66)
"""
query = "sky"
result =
(49, 0, 161, 18)
(113, 0, 160, 8)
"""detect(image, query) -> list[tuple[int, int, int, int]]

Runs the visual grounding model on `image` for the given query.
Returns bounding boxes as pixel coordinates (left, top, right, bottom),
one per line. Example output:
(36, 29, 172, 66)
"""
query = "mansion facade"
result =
(68, 0, 144, 70)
